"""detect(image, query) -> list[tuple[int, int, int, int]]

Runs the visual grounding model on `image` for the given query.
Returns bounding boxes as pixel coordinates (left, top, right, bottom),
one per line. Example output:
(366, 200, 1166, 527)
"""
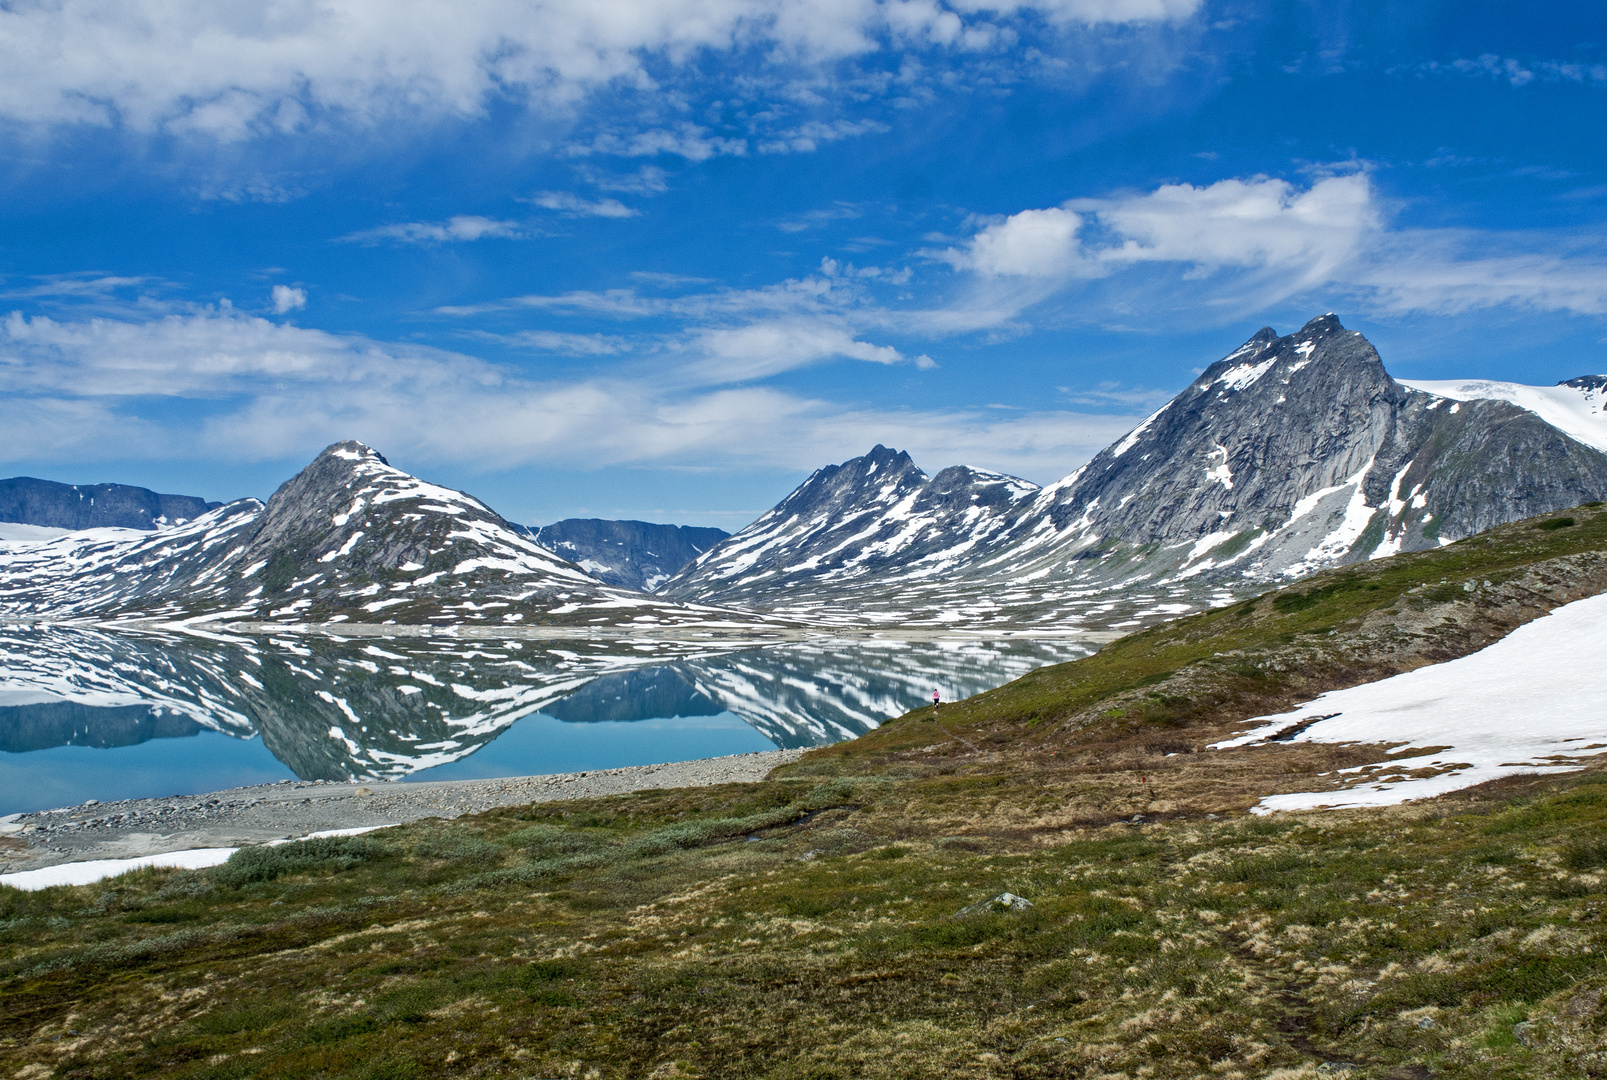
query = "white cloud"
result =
(270, 285, 307, 314)
(0, 1, 1202, 141)
(574, 165, 670, 194)
(564, 124, 750, 162)
(951, 0, 1201, 23)
(1413, 54, 1607, 89)
(944, 207, 1096, 277)
(528, 191, 638, 218)
(948, 172, 1607, 318)
(469, 329, 628, 355)
(1089, 174, 1379, 286)
(0, 307, 1127, 481)
(686, 319, 933, 383)
(339, 216, 525, 245)
(757, 118, 891, 154)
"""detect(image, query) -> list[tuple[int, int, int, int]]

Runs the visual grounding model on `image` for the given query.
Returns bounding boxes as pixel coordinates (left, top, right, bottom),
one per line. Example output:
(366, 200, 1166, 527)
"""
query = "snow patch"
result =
(1213, 592, 1607, 811)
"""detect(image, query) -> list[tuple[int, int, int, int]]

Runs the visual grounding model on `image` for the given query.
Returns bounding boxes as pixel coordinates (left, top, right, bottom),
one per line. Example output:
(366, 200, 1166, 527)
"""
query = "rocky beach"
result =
(0, 749, 806, 876)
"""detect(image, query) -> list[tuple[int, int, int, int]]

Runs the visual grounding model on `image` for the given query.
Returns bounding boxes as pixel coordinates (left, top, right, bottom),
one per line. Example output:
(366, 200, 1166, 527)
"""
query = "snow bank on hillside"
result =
(0, 826, 395, 892)
(1213, 592, 1607, 812)
(1403, 377, 1607, 453)
(0, 847, 240, 891)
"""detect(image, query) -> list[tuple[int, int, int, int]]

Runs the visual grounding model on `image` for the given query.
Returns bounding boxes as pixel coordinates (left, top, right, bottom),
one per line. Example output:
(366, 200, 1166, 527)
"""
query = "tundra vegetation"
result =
(5, 506, 1607, 1078)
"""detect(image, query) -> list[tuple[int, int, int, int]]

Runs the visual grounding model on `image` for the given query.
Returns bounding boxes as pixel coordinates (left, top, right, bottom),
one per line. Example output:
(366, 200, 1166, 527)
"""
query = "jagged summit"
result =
(1036, 314, 1403, 550)
(0, 441, 749, 628)
(666, 315, 1607, 628)
(662, 445, 1039, 604)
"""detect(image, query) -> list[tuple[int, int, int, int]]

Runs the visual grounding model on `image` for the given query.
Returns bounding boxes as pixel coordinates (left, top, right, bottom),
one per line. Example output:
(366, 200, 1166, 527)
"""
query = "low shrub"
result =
(412, 836, 503, 865)
(211, 836, 390, 888)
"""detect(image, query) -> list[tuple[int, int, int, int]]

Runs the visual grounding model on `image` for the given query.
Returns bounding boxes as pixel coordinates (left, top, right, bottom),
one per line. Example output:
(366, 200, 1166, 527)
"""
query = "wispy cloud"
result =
(682, 320, 935, 384)
(466, 329, 628, 355)
(0, 307, 1130, 481)
(1407, 54, 1607, 89)
(563, 124, 749, 162)
(758, 119, 891, 155)
(0, 273, 156, 300)
(338, 216, 525, 245)
(778, 202, 865, 233)
(573, 165, 670, 194)
(527, 191, 637, 218)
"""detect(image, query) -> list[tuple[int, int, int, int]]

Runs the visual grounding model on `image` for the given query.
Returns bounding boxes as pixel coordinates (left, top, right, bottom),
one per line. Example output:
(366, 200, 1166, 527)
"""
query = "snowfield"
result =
(1402, 376, 1607, 454)
(1213, 591, 1607, 812)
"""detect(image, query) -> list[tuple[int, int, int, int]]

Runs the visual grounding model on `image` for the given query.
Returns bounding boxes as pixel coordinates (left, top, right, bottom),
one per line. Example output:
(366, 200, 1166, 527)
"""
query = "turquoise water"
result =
(0, 732, 295, 815)
(0, 629, 1091, 814)
(401, 710, 774, 782)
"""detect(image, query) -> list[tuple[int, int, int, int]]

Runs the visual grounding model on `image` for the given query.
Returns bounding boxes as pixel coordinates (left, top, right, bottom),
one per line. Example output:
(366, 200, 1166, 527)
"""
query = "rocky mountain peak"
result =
(767, 444, 927, 522)
(1561, 375, 1607, 392)
(1040, 314, 1403, 546)
(661, 446, 1039, 604)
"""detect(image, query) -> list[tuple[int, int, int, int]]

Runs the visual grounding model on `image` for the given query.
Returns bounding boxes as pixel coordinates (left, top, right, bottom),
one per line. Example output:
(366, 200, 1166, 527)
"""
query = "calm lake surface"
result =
(0, 627, 1093, 814)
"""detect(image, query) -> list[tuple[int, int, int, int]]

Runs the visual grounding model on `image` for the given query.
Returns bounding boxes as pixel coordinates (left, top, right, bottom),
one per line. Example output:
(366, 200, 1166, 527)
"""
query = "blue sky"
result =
(1, 0, 1605, 528)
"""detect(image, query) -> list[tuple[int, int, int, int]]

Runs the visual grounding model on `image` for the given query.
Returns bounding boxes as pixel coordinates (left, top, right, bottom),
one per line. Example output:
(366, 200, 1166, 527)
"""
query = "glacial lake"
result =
(0, 626, 1093, 814)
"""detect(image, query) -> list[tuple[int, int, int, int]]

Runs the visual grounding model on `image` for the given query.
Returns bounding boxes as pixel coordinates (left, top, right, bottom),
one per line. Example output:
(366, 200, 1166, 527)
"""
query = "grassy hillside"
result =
(5, 505, 1607, 1079)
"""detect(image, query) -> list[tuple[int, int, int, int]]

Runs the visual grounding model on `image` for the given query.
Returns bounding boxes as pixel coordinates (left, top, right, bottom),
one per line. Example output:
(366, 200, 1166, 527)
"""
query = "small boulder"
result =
(957, 892, 1034, 917)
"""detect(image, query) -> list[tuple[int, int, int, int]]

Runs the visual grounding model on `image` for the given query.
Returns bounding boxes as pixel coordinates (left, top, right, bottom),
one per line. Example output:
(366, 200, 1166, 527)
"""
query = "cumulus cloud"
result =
(0, 0, 1202, 141)
(0, 307, 1126, 481)
(1088, 174, 1379, 285)
(948, 172, 1607, 318)
(339, 216, 525, 245)
(944, 207, 1097, 277)
(270, 285, 306, 314)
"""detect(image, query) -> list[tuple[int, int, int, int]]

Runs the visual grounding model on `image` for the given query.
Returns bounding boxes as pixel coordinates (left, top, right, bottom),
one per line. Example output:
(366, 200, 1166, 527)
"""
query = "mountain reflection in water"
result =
(0, 626, 1091, 809)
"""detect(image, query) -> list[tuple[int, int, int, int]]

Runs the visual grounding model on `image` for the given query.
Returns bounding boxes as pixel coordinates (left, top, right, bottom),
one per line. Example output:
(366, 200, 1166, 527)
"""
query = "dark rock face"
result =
(660, 445, 1039, 606)
(0, 477, 218, 531)
(1026, 313, 1607, 579)
(533, 519, 729, 592)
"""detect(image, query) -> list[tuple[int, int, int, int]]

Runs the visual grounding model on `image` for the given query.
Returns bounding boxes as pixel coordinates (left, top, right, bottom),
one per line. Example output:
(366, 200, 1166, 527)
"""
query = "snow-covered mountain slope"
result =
(1007, 314, 1607, 583)
(661, 444, 1040, 609)
(1400, 375, 1607, 454)
(1214, 590, 1607, 812)
(667, 315, 1607, 629)
(0, 476, 218, 530)
(533, 518, 729, 591)
(0, 442, 748, 628)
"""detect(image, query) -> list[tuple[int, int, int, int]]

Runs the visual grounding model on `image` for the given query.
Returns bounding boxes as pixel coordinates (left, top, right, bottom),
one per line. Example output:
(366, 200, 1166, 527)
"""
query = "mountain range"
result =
(532, 519, 729, 592)
(661, 314, 1607, 626)
(0, 442, 746, 628)
(0, 478, 218, 534)
(3, 314, 1605, 633)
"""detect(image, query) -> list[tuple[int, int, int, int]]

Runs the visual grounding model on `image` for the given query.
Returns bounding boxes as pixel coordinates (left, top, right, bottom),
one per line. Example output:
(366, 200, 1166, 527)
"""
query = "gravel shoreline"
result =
(0, 749, 808, 875)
